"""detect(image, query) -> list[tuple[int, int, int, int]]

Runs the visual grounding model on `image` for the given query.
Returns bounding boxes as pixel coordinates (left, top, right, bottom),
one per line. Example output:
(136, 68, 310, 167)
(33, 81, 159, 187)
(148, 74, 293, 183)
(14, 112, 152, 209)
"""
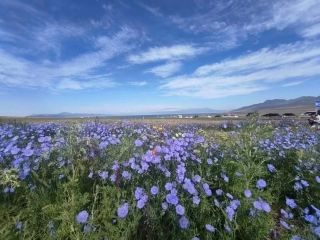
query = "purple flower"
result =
(179, 216, 189, 229)
(166, 193, 179, 205)
(15, 221, 23, 231)
(150, 186, 159, 195)
(256, 179, 267, 189)
(165, 182, 173, 191)
(281, 209, 293, 219)
(117, 203, 129, 218)
(202, 183, 212, 196)
(300, 180, 309, 187)
(315, 176, 320, 183)
(98, 171, 108, 180)
(230, 200, 240, 210)
(161, 202, 168, 210)
(216, 189, 223, 196)
(207, 158, 213, 165)
(286, 197, 297, 209)
(192, 175, 201, 183)
(267, 164, 276, 173)
(294, 182, 303, 191)
(76, 210, 89, 224)
(134, 139, 143, 147)
(244, 189, 252, 198)
(304, 214, 317, 224)
(280, 220, 291, 230)
(122, 171, 131, 180)
(137, 198, 147, 209)
(176, 204, 185, 215)
(253, 199, 271, 213)
(183, 179, 197, 195)
(205, 224, 215, 233)
(23, 148, 34, 157)
(192, 195, 200, 205)
(291, 236, 302, 240)
(312, 226, 320, 237)
(226, 193, 233, 199)
(226, 206, 235, 221)
(135, 187, 144, 200)
(221, 173, 229, 183)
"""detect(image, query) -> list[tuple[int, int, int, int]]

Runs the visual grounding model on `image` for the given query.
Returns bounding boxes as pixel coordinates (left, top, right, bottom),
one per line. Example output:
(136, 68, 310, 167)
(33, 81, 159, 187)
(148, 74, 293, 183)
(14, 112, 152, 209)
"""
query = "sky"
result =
(0, 0, 320, 116)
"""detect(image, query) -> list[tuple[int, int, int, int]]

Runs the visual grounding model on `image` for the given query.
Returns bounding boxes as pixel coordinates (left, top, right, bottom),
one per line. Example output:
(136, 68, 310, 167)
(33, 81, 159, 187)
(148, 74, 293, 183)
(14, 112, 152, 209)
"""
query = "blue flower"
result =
(285, 197, 297, 209)
(134, 139, 143, 147)
(76, 210, 89, 224)
(15, 221, 23, 231)
(205, 224, 215, 233)
(256, 179, 267, 189)
(253, 199, 271, 213)
(176, 204, 185, 215)
(135, 187, 144, 200)
(166, 193, 179, 205)
(117, 203, 129, 218)
(291, 235, 302, 240)
(161, 202, 168, 210)
(192, 195, 200, 205)
(216, 189, 223, 196)
(150, 186, 159, 195)
(244, 189, 252, 198)
(280, 220, 291, 230)
(226, 206, 235, 221)
(179, 216, 189, 229)
(304, 214, 317, 224)
(267, 164, 276, 173)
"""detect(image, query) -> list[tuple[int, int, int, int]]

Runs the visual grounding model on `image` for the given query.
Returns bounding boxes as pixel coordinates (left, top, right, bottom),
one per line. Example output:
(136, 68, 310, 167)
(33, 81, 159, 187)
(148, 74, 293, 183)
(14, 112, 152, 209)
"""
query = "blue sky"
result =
(0, 0, 320, 116)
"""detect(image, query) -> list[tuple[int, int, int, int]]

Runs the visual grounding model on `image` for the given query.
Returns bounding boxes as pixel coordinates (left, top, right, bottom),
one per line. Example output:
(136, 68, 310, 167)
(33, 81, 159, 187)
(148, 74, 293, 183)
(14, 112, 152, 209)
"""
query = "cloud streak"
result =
(127, 44, 207, 64)
(0, 27, 139, 90)
(161, 41, 320, 98)
(145, 61, 182, 78)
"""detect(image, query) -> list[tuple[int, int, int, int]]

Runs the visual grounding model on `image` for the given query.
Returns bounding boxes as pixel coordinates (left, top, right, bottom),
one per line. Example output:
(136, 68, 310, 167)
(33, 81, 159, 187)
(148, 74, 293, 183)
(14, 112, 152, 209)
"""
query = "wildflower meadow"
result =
(0, 118, 319, 239)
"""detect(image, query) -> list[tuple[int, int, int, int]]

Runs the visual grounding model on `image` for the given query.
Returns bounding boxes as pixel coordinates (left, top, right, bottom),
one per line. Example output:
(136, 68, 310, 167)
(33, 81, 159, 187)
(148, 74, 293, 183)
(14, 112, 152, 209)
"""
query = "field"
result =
(0, 117, 319, 240)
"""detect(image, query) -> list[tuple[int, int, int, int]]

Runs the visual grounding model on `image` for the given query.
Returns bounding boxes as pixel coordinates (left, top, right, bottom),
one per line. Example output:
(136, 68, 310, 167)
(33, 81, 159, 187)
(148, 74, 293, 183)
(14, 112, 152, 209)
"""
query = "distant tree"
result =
(246, 111, 259, 117)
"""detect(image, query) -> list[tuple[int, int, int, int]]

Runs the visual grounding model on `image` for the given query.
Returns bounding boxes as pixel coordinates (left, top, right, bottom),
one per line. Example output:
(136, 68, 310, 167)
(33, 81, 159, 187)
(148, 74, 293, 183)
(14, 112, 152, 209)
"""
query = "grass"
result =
(0, 118, 319, 239)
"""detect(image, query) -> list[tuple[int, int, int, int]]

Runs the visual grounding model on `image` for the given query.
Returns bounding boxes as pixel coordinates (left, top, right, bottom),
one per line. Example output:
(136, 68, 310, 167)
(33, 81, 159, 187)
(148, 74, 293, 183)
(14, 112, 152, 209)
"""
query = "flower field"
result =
(0, 119, 319, 239)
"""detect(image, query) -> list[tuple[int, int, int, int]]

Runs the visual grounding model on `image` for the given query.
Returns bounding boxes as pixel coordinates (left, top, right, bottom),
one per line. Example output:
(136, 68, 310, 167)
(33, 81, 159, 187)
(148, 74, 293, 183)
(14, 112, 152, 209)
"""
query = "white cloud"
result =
(129, 81, 147, 86)
(168, 0, 320, 50)
(161, 41, 320, 98)
(0, 27, 138, 90)
(282, 81, 303, 87)
(127, 44, 207, 64)
(145, 61, 181, 78)
(300, 22, 320, 38)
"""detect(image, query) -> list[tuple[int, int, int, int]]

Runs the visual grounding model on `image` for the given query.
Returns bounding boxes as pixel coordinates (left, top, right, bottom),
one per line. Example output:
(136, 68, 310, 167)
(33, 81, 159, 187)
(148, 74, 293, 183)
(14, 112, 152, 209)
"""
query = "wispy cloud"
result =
(300, 22, 320, 38)
(127, 44, 207, 64)
(166, 0, 320, 50)
(0, 27, 139, 90)
(161, 41, 320, 98)
(145, 61, 181, 78)
(282, 81, 303, 87)
(129, 81, 147, 86)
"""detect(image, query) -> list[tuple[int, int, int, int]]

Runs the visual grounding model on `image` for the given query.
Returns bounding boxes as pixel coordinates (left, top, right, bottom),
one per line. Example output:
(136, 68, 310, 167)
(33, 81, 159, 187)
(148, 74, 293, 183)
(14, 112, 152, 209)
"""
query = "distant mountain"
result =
(233, 96, 320, 114)
(28, 108, 224, 118)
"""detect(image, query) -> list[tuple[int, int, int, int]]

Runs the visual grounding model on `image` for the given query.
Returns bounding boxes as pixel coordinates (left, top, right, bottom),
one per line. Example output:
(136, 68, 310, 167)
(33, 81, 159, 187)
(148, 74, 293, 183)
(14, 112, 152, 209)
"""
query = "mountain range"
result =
(233, 96, 319, 114)
(28, 96, 320, 118)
